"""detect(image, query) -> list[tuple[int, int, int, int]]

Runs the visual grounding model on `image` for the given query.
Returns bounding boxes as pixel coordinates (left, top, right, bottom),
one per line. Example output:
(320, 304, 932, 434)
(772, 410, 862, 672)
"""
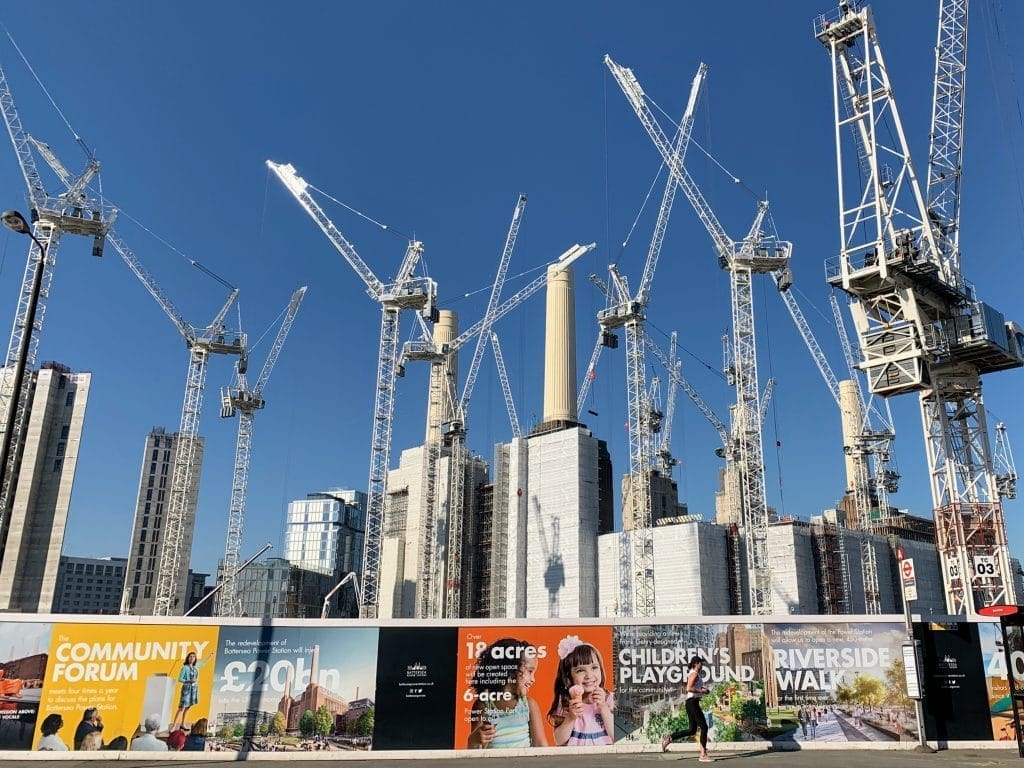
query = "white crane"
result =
(442, 195, 527, 618)
(816, 0, 1021, 614)
(0, 64, 110, 545)
(401, 237, 592, 617)
(587, 70, 701, 617)
(0, 64, 246, 615)
(655, 332, 680, 475)
(268, 160, 438, 619)
(606, 55, 793, 615)
(216, 286, 307, 616)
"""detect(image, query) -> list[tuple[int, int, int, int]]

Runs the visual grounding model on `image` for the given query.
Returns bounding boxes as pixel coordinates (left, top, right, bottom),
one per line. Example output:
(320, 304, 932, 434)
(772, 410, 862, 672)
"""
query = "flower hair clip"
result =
(557, 635, 586, 659)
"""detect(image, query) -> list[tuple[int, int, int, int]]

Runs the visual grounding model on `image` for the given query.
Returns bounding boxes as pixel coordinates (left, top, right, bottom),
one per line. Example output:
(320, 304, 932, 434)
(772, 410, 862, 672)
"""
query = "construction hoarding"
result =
(0, 615, 1011, 753)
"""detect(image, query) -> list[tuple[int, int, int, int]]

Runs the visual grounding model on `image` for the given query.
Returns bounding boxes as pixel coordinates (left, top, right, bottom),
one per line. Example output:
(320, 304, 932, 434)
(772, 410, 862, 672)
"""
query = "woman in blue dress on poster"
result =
(172, 652, 208, 731)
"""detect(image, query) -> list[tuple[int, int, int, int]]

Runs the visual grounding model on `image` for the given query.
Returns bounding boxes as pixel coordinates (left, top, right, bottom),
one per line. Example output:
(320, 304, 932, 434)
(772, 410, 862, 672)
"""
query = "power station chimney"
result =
(310, 644, 320, 688)
(541, 262, 577, 426)
(425, 310, 458, 443)
(838, 379, 862, 492)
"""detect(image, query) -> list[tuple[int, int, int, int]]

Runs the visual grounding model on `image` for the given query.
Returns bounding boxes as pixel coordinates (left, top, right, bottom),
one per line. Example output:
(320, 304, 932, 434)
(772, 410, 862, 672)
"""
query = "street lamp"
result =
(321, 572, 360, 619)
(184, 542, 273, 617)
(0, 210, 47, 510)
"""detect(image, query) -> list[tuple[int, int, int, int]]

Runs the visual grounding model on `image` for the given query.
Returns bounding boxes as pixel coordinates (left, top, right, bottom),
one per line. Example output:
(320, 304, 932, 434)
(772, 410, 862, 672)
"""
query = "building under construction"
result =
(373, 244, 959, 622)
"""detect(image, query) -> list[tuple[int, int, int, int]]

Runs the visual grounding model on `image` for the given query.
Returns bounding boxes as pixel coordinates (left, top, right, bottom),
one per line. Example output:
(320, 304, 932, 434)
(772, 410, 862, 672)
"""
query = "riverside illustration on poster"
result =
(454, 626, 614, 749)
(767, 622, 916, 743)
(0, 622, 51, 749)
(35, 622, 219, 750)
(209, 626, 377, 751)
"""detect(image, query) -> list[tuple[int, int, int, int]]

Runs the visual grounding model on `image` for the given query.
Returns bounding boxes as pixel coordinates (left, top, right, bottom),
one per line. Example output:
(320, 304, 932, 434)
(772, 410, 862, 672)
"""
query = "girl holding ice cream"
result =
(547, 635, 614, 746)
(467, 638, 548, 748)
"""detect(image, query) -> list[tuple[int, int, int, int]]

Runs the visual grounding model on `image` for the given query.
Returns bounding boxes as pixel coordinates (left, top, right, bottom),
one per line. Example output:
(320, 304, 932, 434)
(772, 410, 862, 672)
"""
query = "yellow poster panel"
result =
(34, 623, 219, 749)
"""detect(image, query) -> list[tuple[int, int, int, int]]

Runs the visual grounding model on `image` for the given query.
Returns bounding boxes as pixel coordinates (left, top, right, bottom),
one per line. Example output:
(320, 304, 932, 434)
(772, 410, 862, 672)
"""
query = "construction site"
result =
(0, 0, 1021, 623)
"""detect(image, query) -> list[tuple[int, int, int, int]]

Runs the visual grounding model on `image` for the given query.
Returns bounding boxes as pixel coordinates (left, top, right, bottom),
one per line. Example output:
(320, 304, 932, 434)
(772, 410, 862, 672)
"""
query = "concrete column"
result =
(839, 380, 862, 491)
(542, 264, 577, 424)
(425, 310, 458, 443)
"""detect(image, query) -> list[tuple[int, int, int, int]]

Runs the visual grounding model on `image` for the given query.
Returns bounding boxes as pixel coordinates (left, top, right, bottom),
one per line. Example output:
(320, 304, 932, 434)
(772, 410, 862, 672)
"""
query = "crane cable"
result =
(1, 23, 92, 160)
(1, 26, 237, 291)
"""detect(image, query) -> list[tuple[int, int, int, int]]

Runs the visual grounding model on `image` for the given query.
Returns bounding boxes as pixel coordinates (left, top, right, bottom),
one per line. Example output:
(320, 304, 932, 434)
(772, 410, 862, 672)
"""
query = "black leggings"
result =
(669, 697, 708, 749)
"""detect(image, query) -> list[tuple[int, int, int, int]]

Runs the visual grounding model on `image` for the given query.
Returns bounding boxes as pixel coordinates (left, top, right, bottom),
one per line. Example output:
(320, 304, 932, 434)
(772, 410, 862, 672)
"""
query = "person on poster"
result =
(662, 656, 712, 762)
(131, 715, 169, 752)
(172, 651, 209, 730)
(467, 638, 549, 748)
(37, 714, 69, 751)
(73, 707, 103, 749)
(546, 635, 614, 746)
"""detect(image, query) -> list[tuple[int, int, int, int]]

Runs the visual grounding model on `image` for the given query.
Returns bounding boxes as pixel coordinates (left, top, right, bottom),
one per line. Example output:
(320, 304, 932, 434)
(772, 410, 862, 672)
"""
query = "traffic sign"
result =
(901, 558, 916, 583)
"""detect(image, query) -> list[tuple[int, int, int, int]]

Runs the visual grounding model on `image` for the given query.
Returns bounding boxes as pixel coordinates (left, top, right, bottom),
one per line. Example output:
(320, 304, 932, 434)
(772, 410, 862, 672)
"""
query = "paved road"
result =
(0, 749, 1020, 767)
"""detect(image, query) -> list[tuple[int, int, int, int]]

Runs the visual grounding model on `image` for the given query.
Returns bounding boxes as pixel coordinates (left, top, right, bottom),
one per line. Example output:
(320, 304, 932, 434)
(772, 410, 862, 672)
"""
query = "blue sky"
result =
(2, 1, 1024, 582)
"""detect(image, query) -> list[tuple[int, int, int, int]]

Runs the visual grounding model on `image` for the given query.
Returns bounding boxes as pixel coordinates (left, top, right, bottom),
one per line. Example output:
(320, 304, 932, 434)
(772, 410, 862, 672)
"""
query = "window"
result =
(150, 462, 156, 474)
(52, 459, 62, 473)
(65, 391, 75, 407)
(60, 425, 70, 440)
(56, 442, 66, 457)
(58, 377, 67, 390)
(145, 489, 152, 501)
(140, 530, 147, 542)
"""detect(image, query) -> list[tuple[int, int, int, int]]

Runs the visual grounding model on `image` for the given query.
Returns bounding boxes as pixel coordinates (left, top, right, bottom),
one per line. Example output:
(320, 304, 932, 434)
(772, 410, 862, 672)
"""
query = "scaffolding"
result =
(811, 517, 851, 614)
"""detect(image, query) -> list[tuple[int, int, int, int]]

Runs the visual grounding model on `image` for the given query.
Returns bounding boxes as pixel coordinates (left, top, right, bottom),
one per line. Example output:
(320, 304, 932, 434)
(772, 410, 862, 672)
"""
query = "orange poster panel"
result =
(454, 625, 613, 750)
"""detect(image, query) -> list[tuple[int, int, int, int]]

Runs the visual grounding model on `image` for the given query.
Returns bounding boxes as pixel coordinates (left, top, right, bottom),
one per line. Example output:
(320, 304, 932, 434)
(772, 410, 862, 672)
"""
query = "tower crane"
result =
(0, 64, 246, 615)
(400, 238, 592, 617)
(442, 195, 526, 618)
(815, 0, 1022, 613)
(606, 55, 793, 615)
(656, 332, 681, 475)
(33, 136, 246, 617)
(587, 72, 701, 617)
(0, 65, 110, 549)
(268, 160, 438, 619)
(216, 286, 307, 616)
(993, 422, 1017, 501)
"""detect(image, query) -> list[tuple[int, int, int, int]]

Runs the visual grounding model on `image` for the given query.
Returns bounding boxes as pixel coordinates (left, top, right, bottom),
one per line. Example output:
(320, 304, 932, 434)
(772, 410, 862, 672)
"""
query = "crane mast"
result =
(0, 65, 110, 548)
(443, 194, 527, 618)
(593, 68, 700, 617)
(401, 240, 592, 618)
(606, 55, 792, 615)
(268, 161, 437, 618)
(216, 287, 306, 616)
(815, 1, 1021, 614)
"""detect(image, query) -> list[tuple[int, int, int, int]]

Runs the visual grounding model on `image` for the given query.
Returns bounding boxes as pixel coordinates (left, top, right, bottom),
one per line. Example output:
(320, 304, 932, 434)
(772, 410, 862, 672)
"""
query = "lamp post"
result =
(0, 210, 47, 510)
(184, 542, 273, 617)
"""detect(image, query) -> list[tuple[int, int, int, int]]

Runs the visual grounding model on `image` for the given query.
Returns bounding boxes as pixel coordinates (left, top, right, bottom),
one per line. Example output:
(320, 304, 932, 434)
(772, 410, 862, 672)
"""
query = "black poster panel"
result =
(374, 627, 457, 750)
(916, 622, 991, 740)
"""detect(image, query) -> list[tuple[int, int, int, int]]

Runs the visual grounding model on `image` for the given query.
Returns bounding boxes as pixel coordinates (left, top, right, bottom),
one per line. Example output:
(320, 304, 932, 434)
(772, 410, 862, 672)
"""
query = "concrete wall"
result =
(598, 521, 730, 617)
(767, 522, 819, 615)
(0, 367, 90, 612)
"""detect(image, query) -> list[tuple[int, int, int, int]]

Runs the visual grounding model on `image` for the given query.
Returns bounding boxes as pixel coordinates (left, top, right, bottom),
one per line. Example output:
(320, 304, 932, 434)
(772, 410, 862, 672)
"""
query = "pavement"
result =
(0, 749, 1021, 767)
